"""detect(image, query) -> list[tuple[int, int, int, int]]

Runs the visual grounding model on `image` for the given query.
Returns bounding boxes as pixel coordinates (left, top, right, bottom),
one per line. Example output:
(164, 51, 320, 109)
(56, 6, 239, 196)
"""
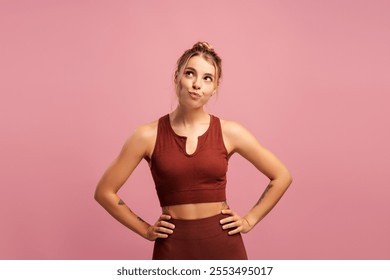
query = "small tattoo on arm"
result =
(118, 199, 134, 213)
(254, 183, 274, 207)
(118, 198, 145, 223)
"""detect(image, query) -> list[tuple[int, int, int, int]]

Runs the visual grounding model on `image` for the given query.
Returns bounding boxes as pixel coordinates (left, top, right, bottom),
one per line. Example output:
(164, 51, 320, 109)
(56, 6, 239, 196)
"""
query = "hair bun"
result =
(193, 41, 214, 52)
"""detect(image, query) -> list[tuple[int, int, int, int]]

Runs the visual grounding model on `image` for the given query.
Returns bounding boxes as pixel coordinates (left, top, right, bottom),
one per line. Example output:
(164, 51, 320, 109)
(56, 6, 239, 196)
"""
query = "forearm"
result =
(244, 176, 292, 229)
(95, 192, 150, 239)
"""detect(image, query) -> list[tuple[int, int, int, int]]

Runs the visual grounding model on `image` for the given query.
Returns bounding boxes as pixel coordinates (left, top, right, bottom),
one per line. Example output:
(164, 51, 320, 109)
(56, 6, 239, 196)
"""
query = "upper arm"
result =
(95, 123, 157, 197)
(222, 120, 291, 181)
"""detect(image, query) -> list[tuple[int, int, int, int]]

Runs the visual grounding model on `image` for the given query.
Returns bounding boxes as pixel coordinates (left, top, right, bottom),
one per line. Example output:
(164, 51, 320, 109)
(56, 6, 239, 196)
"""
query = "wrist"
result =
(243, 215, 256, 230)
(141, 224, 152, 241)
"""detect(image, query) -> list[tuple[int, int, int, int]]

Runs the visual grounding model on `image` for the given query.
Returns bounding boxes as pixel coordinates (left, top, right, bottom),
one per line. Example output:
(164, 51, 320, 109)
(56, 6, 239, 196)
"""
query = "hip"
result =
(152, 213, 248, 260)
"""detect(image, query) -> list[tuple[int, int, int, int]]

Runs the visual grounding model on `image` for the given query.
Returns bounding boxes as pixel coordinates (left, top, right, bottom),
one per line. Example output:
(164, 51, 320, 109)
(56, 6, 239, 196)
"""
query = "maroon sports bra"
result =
(144, 114, 228, 207)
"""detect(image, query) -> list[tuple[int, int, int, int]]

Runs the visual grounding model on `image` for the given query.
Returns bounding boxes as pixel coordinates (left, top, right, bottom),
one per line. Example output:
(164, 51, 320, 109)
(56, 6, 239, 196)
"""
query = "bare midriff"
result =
(162, 201, 229, 220)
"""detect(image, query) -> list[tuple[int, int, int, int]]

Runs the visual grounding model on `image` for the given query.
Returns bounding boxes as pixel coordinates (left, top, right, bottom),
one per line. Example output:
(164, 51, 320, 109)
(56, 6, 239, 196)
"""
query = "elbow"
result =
(94, 189, 101, 203)
(287, 176, 293, 188)
(94, 184, 117, 206)
(277, 170, 292, 189)
(285, 171, 293, 188)
(94, 187, 105, 205)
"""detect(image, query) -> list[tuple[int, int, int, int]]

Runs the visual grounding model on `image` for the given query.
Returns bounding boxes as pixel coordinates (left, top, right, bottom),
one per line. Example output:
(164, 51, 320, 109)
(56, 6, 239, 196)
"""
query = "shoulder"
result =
(132, 120, 158, 141)
(220, 118, 251, 138)
(121, 119, 159, 159)
(219, 118, 258, 154)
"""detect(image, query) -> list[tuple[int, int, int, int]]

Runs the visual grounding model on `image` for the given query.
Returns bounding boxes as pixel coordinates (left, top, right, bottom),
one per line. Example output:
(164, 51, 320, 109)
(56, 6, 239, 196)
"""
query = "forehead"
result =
(185, 55, 215, 75)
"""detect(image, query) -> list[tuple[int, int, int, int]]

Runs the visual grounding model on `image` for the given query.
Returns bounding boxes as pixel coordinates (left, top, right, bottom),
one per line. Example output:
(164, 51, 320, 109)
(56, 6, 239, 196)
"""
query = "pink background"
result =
(1, 0, 389, 259)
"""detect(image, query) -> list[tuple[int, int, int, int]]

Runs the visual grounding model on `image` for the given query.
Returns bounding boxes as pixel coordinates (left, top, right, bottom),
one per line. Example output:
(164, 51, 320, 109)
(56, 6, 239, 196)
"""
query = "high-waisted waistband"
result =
(153, 213, 248, 260)
(168, 213, 230, 240)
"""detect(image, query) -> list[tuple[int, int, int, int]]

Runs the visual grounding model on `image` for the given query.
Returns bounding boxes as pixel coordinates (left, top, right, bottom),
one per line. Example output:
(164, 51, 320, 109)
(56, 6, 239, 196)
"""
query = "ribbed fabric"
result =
(152, 213, 248, 260)
(145, 114, 228, 207)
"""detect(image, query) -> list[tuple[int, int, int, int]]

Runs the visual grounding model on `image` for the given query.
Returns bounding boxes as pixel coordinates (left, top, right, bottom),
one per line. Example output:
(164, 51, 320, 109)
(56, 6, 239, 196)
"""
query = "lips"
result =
(189, 91, 201, 98)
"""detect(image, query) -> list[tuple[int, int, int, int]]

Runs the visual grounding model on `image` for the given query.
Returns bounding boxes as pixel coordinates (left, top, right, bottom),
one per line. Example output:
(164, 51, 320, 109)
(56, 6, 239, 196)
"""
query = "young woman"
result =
(94, 42, 292, 260)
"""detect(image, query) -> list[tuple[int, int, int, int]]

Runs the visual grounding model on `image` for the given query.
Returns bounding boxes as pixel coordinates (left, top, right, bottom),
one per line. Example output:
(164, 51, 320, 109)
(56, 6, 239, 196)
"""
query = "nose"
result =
(192, 77, 201, 90)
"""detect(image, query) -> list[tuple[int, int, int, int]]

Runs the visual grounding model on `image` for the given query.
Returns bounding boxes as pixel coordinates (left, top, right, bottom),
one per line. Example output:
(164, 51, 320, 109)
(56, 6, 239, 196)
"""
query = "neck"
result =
(171, 106, 209, 126)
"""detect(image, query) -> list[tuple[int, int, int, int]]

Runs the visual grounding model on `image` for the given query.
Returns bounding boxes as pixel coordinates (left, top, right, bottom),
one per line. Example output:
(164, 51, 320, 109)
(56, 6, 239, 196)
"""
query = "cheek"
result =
(176, 78, 187, 92)
(205, 84, 216, 95)
(178, 78, 190, 91)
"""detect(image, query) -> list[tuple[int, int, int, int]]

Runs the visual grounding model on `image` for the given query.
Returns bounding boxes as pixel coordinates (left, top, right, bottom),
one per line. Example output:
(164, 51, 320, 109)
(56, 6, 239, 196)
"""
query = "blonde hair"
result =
(174, 42, 222, 95)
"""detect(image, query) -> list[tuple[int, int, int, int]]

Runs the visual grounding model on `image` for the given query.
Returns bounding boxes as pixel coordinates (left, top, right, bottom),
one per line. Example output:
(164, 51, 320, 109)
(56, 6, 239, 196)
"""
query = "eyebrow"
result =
(185, 67, 215, 78)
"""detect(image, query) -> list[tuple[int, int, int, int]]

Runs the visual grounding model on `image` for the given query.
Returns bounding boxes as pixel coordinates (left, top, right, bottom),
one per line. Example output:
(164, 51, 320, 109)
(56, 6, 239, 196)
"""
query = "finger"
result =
(156, 226, 173, 234)
(155, 232, 169, 239)
(147, 227, 168, 241)
(220, 217, 233, 225)
(159, 214, 172, 220)
(151, 225, 172, 237)
(228, 227, 242, 235)
(159, 220, 175, 229)
(222, 220, 241, 230)
(221, 209, 234, 215)
(220, 215, 239, 225)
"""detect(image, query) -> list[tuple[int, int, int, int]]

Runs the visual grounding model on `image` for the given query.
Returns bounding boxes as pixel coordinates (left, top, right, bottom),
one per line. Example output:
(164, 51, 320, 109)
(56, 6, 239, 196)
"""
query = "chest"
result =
(171, 125, 210, 156)
(152, 145, 228, 185)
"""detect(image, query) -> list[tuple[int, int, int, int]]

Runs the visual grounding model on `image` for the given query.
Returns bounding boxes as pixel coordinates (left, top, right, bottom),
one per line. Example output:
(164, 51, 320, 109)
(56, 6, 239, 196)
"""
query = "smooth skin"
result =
(94, 55, 292, 241)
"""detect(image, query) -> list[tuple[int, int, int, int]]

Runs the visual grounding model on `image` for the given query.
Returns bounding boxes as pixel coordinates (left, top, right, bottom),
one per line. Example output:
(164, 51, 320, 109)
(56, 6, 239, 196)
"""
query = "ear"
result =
(174, 71, 179, 84)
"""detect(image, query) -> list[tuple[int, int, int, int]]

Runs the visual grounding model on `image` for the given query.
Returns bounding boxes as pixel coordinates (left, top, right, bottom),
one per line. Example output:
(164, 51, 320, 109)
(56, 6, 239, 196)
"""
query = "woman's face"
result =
(176, 55, 217, 109)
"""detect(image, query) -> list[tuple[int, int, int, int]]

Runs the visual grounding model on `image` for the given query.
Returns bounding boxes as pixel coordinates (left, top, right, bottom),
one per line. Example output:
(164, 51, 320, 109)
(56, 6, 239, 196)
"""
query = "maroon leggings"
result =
(152, 213, 248, 260)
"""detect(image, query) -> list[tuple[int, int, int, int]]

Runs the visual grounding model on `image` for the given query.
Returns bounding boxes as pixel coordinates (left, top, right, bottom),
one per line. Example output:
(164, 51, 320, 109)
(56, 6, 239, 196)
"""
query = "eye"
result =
(185, 70, 194, 77)
(204, 76, 213, 82)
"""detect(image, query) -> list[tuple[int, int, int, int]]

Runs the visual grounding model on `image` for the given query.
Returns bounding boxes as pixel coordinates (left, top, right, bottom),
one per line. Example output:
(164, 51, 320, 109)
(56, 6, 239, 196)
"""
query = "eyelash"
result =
(185, 71, 213, 82)
(185, 70, 193, 77)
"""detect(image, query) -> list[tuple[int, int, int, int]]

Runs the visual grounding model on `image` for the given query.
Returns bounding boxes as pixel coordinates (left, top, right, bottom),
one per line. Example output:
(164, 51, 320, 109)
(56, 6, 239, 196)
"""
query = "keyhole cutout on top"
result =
(168, 114, 212, 156)
(185, 137, 199, 155)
